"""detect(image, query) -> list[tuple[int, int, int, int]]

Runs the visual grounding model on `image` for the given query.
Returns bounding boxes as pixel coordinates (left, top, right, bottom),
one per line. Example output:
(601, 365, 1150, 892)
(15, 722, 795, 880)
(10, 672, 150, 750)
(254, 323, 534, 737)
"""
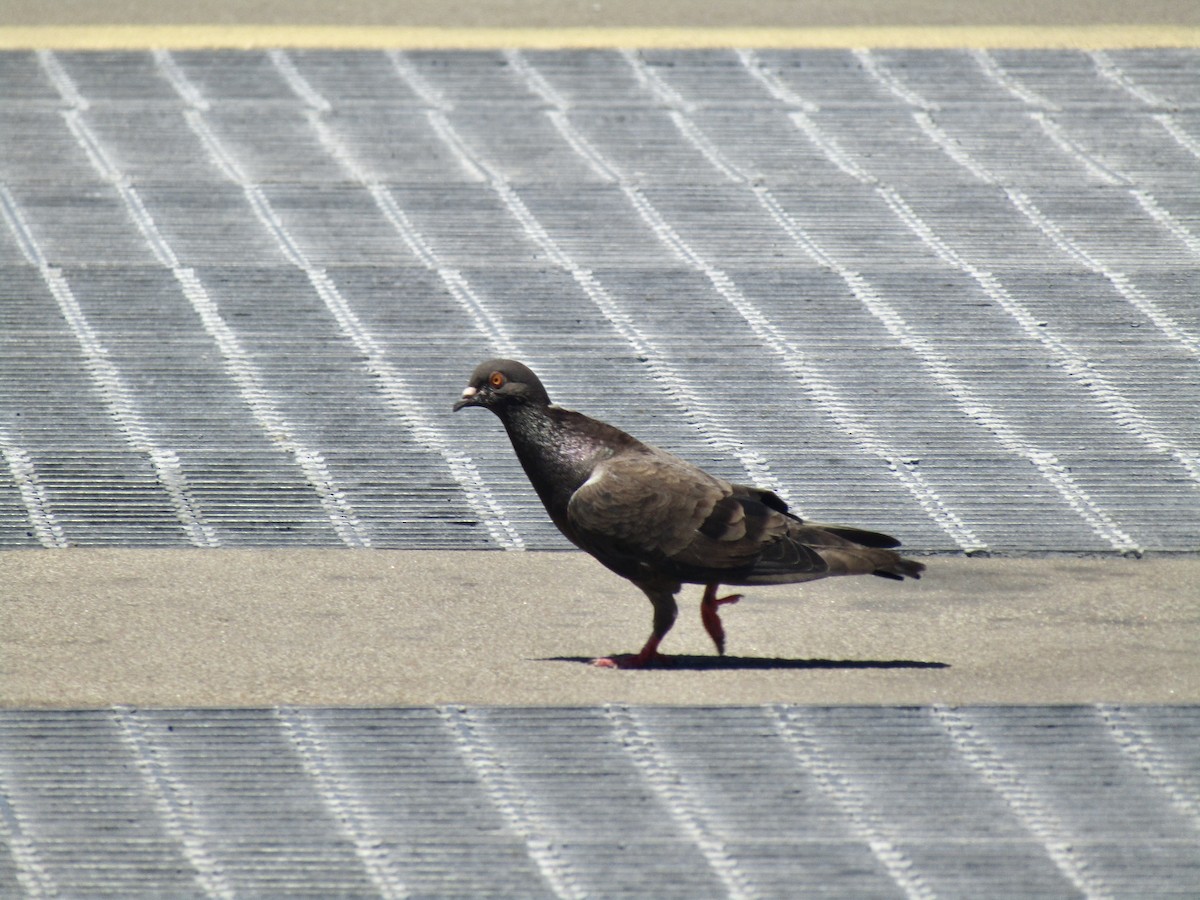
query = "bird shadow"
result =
(542, 655, 949, 671)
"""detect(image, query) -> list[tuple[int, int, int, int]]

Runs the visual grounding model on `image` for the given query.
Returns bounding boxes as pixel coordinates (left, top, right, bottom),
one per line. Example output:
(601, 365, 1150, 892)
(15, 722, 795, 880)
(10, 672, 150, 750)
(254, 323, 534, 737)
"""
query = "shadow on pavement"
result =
(543, 656, 951, 671)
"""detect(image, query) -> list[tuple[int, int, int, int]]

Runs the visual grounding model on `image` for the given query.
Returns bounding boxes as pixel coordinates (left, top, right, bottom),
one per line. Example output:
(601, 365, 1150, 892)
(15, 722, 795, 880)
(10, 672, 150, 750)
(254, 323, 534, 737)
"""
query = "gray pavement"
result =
(3, 550, 1198, 707)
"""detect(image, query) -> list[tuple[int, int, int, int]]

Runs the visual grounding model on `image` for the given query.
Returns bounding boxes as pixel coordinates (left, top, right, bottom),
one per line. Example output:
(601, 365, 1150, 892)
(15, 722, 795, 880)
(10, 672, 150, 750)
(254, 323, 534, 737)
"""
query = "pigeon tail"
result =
(873, 555, 926, 581)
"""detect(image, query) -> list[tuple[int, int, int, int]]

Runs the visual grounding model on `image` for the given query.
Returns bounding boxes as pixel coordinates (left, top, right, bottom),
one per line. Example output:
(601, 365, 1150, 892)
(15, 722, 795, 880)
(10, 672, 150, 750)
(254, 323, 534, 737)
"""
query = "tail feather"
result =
(818, 524, 902, 549)
(734, 517, 926, 585)
(873, 555, 925, 581)
(823, 546, 924, 581)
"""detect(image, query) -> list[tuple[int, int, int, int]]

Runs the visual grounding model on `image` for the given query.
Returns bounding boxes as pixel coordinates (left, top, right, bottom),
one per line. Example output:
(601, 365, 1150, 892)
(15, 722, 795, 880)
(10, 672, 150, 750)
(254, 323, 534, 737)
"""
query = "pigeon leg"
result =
(592, 633, 671, 669)
(592, 587, 678, 669)
(700, 583, 743, 656)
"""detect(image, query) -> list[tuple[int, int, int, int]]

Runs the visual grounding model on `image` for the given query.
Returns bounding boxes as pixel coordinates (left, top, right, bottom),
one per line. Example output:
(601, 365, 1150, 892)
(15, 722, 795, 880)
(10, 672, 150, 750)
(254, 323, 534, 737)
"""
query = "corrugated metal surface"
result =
(3, 50, 1199, 898)
(1, 48, 1198, 554)
(0, 706, 1196, 897)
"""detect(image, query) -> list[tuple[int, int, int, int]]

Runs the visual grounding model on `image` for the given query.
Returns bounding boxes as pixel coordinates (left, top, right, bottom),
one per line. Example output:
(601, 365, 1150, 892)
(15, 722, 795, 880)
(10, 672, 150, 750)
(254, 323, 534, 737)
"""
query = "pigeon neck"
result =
(498, 401, 611, 526)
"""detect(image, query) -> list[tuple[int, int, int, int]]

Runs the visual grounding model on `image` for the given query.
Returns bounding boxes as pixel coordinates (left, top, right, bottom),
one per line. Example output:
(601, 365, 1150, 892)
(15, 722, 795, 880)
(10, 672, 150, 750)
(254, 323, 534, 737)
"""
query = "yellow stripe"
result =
(1, 25, 1199, 50)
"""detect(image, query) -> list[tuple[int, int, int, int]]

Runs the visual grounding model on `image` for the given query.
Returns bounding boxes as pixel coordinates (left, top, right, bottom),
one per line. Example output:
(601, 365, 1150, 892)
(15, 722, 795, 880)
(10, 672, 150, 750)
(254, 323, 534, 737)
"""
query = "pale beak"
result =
(452, 385, 479, 411)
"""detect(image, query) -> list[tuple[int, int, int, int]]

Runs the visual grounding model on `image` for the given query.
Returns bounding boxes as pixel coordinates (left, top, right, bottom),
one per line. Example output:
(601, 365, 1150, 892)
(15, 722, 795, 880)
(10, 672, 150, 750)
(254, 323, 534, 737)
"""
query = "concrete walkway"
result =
(4, 550, 1196, 707)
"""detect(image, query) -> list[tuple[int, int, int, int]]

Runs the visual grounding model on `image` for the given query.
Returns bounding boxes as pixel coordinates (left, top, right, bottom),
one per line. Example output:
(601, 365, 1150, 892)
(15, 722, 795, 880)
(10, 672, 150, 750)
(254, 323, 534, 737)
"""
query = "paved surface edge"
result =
(3, 25, 1200, 49)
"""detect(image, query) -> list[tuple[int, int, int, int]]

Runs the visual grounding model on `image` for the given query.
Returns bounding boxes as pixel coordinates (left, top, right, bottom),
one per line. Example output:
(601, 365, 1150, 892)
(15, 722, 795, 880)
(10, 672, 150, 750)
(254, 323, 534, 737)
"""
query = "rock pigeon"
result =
(454, 359, 925, 668)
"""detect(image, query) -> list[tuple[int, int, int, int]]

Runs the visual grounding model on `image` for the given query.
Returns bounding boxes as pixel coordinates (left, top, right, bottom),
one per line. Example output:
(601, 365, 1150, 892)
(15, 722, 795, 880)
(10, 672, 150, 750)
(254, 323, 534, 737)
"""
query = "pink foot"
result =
(590, 652, 674, 669)
(591, 636, 672, 669)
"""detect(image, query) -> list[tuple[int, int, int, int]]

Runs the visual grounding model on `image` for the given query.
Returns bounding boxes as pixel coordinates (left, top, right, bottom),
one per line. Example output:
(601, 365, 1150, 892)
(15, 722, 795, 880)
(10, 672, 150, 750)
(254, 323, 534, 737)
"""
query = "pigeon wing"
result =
(566, 450, 720, 555)
(566, 450, 825, 581)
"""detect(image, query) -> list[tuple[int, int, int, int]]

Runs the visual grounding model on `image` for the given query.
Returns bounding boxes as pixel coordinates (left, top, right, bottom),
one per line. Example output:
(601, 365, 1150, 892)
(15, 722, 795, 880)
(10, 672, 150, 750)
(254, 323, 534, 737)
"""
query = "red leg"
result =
(592, 587, 679, 669)
(700, 583, 743, 656)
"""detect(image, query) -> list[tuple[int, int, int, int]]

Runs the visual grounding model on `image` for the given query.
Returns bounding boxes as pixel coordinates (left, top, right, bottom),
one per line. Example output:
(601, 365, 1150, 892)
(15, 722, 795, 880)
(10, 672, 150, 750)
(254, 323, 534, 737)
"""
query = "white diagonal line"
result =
(1090, 51, 1171, 109)
(163, 52, 524, 549)
(152, 49, 210, 110)
(49, 53, 370, 547)
(970, 49, 1059, 111)
(619, 48, 696, 112)
(606, 707, 756, 899)
(269, 48, 332, 112)
(405, 51, 791, 504)
(440, 708, 584, 900)
(853, 48, 938, 111)
(35, 48, 88, 109)
(790, 108, 874, 182)
(1130, 189, 1200, 259)
(0, 430, 67, 547)
(735, 49, 820, 112)
(1156, 113, 1200, 159)
(907, 110, 993, 183)
(276, 710, 407, 899)
(0, 744, 57, 897)
(114, 708, 235, 899)
(0, 176, 219, 548)
(666, 109, 746, 184)
(385, 49, 453, 110)
(1096, 705, 1200, 830)
(657, 51, 1154, 552)
(772, 708, 935, 900)
(1027, 111, 1125, 185)
(905, 63, 1200, 362)
(933, 707, 1112, 900)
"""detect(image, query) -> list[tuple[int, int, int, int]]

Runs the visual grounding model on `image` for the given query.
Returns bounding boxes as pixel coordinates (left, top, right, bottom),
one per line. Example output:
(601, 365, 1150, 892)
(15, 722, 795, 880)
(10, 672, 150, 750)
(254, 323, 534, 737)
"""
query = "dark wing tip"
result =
(873, 557, 925, 580)
(821, 525, 903, 549)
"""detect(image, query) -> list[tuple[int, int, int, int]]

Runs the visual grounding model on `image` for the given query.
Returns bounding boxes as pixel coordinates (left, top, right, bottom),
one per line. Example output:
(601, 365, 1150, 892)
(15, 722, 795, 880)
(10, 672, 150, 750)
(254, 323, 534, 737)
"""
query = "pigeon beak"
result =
(453, 386, 480, 411)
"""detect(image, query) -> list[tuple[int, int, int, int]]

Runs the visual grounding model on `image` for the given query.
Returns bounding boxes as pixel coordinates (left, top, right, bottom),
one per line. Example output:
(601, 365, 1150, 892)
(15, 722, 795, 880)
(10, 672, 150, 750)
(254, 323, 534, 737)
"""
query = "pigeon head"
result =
(453, 359, 552, 413)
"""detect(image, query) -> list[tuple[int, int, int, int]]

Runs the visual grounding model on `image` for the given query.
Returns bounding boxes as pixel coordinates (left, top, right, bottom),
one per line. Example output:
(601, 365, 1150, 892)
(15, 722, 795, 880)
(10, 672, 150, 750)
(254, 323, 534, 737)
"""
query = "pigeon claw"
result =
(591, 652, 674, 669)
(591, 635, 673, 669)
(701, 585, 743, 656)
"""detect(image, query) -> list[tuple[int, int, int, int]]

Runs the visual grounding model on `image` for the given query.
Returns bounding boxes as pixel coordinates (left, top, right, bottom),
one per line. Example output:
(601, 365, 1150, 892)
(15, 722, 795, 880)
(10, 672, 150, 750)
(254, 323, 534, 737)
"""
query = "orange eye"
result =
(489, 371, 506, 389)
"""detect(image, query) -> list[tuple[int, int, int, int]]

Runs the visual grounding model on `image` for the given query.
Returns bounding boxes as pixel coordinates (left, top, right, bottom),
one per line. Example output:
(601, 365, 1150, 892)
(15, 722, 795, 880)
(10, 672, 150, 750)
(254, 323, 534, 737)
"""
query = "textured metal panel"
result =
(1, 49, 1199, 553)
(0, 706, 1197, 896)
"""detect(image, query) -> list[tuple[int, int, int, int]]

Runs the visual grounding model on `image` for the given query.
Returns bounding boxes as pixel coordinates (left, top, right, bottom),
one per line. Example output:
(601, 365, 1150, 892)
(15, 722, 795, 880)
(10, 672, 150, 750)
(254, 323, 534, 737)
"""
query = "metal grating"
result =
(1, 48, 1199, 555)
(0, 705, 1196, 896)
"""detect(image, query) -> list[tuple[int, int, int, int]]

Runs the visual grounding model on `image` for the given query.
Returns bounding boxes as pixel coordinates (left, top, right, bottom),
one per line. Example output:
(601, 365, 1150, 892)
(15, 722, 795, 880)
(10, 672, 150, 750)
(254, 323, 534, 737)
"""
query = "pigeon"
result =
(454, 358, 925, 668)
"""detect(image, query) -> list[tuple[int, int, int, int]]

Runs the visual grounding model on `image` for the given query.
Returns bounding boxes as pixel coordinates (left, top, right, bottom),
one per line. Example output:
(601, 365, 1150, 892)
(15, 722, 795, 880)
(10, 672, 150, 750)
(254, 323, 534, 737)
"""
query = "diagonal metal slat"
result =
(0, 706, 1198, 896)
(1, 48, 1198, 552)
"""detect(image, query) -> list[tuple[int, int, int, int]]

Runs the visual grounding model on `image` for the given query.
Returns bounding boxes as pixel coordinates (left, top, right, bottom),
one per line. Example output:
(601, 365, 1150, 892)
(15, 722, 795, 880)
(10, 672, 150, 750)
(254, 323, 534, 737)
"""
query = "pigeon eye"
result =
(489, 371, 506, 389)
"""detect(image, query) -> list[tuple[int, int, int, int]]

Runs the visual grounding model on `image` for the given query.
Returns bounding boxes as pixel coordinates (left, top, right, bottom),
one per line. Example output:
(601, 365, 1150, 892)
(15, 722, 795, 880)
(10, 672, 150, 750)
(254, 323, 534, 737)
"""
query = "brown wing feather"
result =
(567, 450, 824, 583)
(729, 483, 903, 549)
(566, 450, 726, 561)
(567, 449, 923, 587)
